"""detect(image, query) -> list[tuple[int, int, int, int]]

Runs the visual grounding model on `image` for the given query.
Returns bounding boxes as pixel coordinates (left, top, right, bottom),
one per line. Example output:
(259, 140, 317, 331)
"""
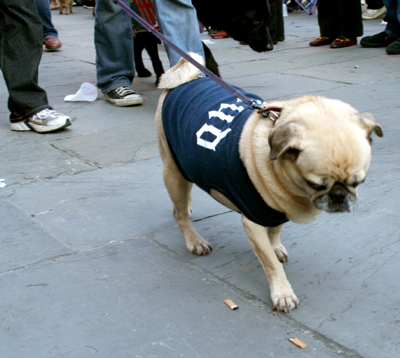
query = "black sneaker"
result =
(104, 86, 143, 107)
(386, 37, 400, 54)
(360, 31, 397, 48)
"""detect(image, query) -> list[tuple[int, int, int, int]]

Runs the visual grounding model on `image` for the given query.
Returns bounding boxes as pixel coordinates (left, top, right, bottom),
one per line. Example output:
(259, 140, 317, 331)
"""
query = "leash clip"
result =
(255, 105, 283, 124)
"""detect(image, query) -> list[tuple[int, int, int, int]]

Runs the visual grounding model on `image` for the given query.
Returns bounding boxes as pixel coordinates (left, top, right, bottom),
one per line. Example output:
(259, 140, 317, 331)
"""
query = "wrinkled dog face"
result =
(301, 171, 362, 213)
(268, 96, 383, 214)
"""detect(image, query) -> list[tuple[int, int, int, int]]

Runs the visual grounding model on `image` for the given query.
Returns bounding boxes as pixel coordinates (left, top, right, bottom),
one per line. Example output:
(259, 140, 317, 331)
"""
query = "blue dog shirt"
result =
(162, 77, 288, 227)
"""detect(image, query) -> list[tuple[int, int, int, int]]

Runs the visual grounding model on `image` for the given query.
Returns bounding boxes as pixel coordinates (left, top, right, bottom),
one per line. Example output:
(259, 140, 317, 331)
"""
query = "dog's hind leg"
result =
(242, 215, 298, 312)
(144, 34, 165, 85)
(134, 33, 152, 78)
(268, 225, 289, 263)
(159, 141, 212, 256)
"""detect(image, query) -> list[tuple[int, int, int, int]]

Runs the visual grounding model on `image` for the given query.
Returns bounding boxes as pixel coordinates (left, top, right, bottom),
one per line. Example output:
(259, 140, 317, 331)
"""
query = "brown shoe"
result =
(330, 36, 357, 48)
(309, 36, 332, 47)
(44, 37, 62, 51)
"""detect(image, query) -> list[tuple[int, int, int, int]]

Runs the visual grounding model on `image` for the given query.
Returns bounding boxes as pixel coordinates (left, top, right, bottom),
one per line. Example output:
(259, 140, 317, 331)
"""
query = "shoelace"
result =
(115, 86, 136, 97)
(35, 108, 57, 119)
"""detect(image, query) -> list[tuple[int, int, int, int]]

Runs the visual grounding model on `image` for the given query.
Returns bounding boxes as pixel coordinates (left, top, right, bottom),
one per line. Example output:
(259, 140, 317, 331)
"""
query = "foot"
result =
(137, 68, 152, 78)
(362, 6, 386, 20)
(44, 37, 62, 51)
(10, 109, 71, 133)
(185, 234, 213, 256)
(330, 36, 357, 48)
(360, 31, 397, 48)
(104, 86, 143, 107)
(386, 37, 400, 55)
(270, 281, 299, 312)
(274, 244, 289, 263)
(309, 36, 332, 47)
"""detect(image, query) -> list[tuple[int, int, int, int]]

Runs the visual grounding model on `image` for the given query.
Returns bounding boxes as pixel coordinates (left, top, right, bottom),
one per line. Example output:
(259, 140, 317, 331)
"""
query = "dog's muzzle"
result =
(313, 183, 356, 213)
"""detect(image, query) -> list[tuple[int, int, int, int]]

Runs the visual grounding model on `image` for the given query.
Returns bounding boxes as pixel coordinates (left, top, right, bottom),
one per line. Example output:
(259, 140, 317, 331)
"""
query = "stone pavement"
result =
(1, 5, 399, 358)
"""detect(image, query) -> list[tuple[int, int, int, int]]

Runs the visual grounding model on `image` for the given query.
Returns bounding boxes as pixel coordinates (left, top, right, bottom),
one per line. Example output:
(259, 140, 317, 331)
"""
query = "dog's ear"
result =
(359, 112, 383, 139)
(268, 122, 303, 161)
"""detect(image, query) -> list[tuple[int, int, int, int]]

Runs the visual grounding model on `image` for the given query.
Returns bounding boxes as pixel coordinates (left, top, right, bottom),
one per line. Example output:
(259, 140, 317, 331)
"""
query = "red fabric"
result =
(132, 0, 159, 29)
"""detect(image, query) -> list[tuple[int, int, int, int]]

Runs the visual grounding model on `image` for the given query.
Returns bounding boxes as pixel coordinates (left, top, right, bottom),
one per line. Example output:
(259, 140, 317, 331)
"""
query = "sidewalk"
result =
(1, 6, 399, 358)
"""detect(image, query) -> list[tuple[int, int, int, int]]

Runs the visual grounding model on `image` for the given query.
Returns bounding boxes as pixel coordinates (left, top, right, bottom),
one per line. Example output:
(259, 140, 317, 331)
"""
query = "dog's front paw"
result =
(274, 244, 289, 263)
(185, 235, 212, 256)
(271, 290, 299, 313)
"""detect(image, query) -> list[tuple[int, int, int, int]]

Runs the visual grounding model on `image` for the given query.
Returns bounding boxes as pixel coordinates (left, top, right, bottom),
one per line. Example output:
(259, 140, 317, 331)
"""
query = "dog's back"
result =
(158, 53, 204, 91)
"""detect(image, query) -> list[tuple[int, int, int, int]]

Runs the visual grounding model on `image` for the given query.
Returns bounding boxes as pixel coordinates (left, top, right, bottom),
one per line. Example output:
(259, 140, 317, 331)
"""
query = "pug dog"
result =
(155, 54, 383, 312)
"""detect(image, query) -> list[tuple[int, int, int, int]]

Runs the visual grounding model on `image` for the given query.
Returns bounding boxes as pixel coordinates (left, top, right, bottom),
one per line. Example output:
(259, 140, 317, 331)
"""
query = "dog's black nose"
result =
(329, 183, 348, 203)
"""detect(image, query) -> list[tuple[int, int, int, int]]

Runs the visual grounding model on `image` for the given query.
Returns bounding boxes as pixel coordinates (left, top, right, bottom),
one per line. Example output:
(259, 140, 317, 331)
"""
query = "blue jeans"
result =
(94, 0, 204, 93)
(153, 0, 204, 67)
(0, 0, 51, 122)
(34, 0, 59, 40)
(383, 0, 400, 37)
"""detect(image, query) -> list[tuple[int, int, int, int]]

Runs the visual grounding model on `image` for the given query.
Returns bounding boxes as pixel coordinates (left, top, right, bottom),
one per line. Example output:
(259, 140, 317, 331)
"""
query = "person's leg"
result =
(317, 0, 340, 39)
(383, 0, 400, 53)
(34, 0, 62, 50)
(94, 0, 134, 93)
(360, 0, 399, 48)
(0, 0, 50, 122)
(152, 0, 204, 67)
(383, 0, 400, 37)
(339, 0, 363, 39)
(0, 0, 70, 132)
(34, 0, 58, 40)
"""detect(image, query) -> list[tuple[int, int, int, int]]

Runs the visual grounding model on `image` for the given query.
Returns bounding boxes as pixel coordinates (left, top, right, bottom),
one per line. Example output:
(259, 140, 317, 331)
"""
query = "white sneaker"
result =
(362, 7, 387, 20)
(10, 108, 71, 133)
(104, 86, 143, 107)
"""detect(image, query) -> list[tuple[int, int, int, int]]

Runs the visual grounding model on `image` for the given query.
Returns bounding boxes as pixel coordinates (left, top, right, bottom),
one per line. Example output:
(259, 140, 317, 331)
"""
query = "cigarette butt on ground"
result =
(289, 338, 307, 349)
(224, 299, 239, 310)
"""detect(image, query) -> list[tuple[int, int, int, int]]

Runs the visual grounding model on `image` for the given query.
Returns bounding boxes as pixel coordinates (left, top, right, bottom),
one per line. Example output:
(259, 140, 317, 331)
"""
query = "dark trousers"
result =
(0, 0, 50, 122)
(318, 0, 363, 39)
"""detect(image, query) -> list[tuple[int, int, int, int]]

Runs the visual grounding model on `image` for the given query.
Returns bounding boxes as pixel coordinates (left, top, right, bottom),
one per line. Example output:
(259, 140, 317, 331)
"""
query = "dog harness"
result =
(162, 77, 288, 228)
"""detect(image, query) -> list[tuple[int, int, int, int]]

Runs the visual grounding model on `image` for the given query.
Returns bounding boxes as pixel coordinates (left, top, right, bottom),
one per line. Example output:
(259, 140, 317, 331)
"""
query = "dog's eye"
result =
(351, 178, 365, 188)
(252, 19, 261, 25)
(305, 180, 327, 191)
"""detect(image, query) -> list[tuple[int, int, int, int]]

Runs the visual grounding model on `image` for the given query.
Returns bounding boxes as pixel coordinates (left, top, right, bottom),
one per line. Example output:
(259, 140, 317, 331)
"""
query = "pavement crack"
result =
(0, 252, 77, 277)
(50, 143, 101, 169)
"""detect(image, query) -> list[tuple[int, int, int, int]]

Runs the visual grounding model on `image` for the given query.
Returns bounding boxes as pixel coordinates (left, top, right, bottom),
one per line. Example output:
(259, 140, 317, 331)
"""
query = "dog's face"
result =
(268, 96, 383, 213)
(193, 0, 273, 52)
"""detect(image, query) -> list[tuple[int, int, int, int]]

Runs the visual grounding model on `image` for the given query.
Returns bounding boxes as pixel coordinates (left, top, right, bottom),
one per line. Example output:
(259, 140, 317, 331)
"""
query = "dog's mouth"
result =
(249, 40, 273, 52)
(312, 183, 357, 213)
(225, 20, 274, 52)
(244, 26, 274, 52)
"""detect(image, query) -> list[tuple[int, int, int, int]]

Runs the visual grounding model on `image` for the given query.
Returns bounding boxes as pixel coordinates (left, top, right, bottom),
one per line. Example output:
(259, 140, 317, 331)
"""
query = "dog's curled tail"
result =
(158, 53, 204, 90)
